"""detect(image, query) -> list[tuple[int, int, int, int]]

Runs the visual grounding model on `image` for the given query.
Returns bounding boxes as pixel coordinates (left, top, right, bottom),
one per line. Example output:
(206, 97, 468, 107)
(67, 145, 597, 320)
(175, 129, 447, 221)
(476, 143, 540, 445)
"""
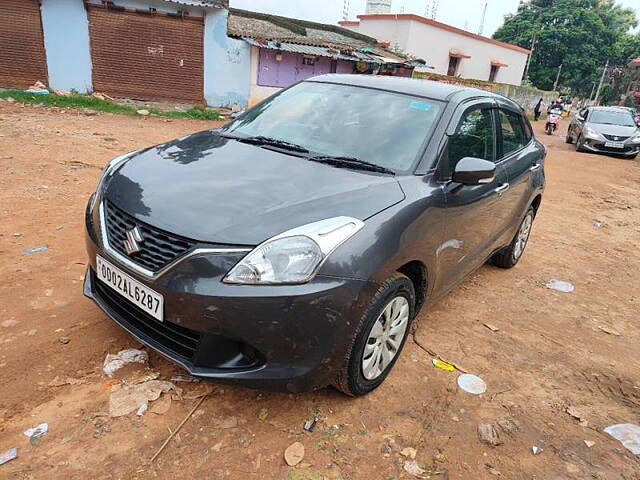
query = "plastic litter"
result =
(458, 373, 487, 395)
(598, 325, 621, 336)
(603, 424, 640, 455)
(532, 445, 543, 455)
(432, 358, 456, 371)
(0, 448, 18, 466)
(136, 404, 148, 416)
(170, 374, 200, 383)
(545, 279, 574, 293)
(24, 246, 49, 255)
(109, 380, 177, 417)
(23, 423, 48, 439)
(103, 349, 148, 377)
(403, 460, 426, 477)
(303, 417, 318, 432)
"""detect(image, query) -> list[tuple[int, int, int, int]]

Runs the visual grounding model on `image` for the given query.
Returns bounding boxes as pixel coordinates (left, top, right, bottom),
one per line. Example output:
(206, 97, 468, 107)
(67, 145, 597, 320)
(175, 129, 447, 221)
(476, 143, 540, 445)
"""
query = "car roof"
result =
(588, 106, 632, 113)
(306, 74, 521, 108)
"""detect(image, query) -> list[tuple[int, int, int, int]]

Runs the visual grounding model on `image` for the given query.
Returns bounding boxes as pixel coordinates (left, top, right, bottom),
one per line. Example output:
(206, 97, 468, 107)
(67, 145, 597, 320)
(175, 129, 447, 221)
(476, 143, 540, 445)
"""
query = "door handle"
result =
(494, 183, 509, 195)
(530, 163, 541, 171)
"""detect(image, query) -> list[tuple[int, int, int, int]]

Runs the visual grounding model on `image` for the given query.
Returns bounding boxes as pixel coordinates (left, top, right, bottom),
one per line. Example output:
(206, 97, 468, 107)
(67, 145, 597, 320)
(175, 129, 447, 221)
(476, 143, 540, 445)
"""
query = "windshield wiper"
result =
(219, 133, 309, 153)
(309, 155, 395, 175)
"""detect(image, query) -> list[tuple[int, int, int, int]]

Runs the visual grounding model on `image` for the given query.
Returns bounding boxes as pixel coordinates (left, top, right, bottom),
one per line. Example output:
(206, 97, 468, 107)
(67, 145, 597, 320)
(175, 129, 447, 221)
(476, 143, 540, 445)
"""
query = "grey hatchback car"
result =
(566, 106, 640, 158)
(84, 75, 545, 396)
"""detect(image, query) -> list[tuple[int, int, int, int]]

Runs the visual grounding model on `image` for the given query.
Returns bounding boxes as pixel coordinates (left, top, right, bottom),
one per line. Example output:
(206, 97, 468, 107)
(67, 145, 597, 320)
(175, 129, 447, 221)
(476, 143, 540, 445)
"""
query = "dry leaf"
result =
(284, 442, 305, 466)
(483, 323, 500, 332)
(400, 447, 417, 459)
(184, 384, 213, 399)
(149, 394, 172, 415)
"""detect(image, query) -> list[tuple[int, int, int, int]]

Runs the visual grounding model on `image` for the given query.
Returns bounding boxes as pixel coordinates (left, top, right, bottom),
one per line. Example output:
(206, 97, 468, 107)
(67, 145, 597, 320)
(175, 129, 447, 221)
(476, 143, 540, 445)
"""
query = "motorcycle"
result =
(545, 107, 563, 135)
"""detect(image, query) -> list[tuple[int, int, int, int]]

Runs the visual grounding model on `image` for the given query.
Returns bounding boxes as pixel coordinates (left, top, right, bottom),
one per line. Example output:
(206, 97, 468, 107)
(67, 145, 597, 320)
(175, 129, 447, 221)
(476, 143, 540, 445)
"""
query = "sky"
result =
(230, 0, 640, 37)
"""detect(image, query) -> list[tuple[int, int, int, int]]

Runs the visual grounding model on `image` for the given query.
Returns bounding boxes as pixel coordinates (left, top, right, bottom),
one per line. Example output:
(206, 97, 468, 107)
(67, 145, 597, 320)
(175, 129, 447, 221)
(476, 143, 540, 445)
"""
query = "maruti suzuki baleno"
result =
(84, 75, 545, 396)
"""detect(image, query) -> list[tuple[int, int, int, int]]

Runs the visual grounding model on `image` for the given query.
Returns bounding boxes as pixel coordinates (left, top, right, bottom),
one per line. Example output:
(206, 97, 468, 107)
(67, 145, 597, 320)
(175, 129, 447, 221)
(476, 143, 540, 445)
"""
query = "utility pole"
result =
(522, 33, 537, 82)
(478, 1, 488, 35)
(594, 60, 609, 105)
(553, 63, 563, 91)
(588, 82, 596, 102)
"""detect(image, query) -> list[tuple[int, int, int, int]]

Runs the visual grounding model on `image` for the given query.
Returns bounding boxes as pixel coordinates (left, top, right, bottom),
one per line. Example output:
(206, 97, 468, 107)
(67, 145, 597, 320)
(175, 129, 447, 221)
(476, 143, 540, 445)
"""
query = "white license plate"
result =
(96, 255, 164, 321)
(604, 141, 625, 148)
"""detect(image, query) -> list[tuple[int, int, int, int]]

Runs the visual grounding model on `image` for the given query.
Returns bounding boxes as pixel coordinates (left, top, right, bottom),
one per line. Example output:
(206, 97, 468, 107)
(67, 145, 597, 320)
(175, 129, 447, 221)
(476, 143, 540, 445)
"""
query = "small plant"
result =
(258, 407, 268, 422)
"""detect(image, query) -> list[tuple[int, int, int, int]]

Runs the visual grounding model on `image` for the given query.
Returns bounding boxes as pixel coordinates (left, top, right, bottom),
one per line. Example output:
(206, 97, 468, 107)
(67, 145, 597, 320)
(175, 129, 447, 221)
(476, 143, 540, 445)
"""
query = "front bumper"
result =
(581, 138, 640, 157)
(84, 204, 376, 392)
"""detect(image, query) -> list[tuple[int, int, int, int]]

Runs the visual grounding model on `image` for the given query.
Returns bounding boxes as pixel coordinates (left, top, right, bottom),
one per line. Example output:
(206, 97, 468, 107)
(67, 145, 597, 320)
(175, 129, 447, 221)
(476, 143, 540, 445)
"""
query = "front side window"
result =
(224, 81, 443, 173)
(447, 107, 495, 172)
(498, 109, 526, 157)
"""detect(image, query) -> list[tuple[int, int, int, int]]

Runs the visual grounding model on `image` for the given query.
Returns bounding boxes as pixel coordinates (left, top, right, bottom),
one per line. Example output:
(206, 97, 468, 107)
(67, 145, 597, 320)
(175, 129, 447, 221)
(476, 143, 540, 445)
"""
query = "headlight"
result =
(89, 151, 135, 214)
(583, 126, 602, 140)
(224, 217, 364, 285)
(630, 134, 640, 144)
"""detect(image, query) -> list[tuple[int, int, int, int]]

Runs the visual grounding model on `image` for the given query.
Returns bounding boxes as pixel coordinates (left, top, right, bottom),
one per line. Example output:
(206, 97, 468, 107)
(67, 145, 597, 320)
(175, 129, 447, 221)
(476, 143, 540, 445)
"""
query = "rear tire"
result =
(492, 207, 535, 269)
(334, 273, 415, 397)
(546, 124, 553, 135)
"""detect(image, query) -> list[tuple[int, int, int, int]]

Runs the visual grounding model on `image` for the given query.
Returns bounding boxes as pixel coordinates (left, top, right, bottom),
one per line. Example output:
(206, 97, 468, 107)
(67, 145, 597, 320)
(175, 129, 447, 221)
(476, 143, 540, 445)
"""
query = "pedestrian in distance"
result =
(534, 98, 544, 121)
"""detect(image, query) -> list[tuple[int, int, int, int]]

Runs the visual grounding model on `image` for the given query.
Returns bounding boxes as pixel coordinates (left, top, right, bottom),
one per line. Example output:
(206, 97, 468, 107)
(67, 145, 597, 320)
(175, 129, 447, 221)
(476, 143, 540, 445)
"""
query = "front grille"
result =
(603, 134, 629, 141)
(93, 270, 200, 360)
(104, 201, 196, 272)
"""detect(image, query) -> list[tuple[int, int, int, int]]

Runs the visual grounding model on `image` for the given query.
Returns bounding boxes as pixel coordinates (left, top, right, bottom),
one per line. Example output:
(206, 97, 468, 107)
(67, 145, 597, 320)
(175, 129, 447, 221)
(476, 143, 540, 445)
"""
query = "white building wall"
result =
(343, 17, 528, 86)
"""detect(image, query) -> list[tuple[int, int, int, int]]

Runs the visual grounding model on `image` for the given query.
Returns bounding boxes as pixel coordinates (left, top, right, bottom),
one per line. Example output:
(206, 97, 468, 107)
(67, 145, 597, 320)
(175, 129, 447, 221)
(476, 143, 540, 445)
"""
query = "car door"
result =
(435, 99, 509, 293)
(495, 106, 540, 244)
(570, 107, 589, 140)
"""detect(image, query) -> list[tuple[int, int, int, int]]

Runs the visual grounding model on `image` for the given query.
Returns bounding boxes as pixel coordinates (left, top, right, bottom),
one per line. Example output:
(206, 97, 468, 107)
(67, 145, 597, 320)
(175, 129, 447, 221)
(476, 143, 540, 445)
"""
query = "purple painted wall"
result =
(257, 49, 354, 87)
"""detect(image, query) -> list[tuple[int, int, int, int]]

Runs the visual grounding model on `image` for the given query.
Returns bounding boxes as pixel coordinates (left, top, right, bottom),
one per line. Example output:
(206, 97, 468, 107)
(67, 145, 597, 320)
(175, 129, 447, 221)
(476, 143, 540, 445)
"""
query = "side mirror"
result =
(576, 114, 585, 122)
(452, 157, 496, 185)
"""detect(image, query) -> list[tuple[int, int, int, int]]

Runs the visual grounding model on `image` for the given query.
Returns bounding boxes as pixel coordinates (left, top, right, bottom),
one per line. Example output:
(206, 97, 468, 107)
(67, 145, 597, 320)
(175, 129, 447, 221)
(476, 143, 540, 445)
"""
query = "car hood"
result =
(104, 131, 405, 245)
(586, 122, 638, 138)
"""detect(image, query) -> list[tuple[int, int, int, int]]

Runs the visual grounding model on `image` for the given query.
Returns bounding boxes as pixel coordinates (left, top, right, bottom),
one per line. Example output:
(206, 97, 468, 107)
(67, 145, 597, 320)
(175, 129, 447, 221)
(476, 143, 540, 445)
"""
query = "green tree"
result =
(493, 0, 638, 95)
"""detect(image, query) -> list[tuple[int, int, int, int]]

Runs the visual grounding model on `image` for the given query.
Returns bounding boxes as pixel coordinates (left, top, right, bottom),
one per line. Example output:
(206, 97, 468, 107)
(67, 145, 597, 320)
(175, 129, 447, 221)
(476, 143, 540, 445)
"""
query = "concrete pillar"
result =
(203, 8, 251, 108)
(40, 0, 93, 93)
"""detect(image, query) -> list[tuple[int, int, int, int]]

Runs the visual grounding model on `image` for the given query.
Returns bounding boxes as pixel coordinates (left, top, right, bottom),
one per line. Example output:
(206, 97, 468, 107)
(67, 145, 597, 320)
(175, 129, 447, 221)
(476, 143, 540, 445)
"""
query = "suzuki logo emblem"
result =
(123, 226, 143, 256)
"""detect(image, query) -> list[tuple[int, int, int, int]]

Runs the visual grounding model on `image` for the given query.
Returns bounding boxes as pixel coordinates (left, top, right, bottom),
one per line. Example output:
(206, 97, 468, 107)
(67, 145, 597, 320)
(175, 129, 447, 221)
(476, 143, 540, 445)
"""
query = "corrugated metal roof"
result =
(241, 38, 405, 64)
(162, 0, 227, 8)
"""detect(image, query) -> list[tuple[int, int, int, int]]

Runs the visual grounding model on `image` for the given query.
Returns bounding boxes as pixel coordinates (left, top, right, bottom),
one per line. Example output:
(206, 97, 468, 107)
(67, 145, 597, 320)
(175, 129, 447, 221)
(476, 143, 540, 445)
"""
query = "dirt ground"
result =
(1, 101, 639, 480)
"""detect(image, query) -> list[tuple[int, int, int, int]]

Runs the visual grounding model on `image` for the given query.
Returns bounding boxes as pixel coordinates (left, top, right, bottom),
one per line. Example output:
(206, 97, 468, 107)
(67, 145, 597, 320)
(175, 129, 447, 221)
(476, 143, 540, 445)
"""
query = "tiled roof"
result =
(228, 8, 412, 65)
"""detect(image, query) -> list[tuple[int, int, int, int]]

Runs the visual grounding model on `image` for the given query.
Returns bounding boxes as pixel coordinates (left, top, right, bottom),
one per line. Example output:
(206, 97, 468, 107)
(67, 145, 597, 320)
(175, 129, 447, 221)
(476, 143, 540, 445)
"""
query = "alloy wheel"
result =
(512, 212, 533, 261)
(361, 296, 410, 380)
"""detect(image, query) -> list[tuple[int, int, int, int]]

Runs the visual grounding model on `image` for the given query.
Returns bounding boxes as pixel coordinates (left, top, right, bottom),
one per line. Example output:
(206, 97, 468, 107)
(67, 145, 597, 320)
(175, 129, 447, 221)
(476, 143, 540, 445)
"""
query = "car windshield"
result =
(588, 110, 636, 127)
(222, 81, 443, 173)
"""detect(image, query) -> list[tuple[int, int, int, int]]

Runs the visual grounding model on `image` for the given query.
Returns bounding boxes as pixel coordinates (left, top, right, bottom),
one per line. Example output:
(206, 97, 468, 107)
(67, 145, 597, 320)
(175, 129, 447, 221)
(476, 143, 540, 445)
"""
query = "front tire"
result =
(546, 124, 553, 135)
(565, 131, 573, 143)
(576, 134, 586, 152)
(492, 207, 535, 269)
(334, 273, 415, 397)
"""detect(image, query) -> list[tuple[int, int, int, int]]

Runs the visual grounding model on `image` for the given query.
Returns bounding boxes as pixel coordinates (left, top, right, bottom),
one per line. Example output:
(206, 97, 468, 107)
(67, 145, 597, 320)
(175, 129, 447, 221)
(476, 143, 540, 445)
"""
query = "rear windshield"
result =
(223, 81, 444, 173)
(588, 110, 636, 127)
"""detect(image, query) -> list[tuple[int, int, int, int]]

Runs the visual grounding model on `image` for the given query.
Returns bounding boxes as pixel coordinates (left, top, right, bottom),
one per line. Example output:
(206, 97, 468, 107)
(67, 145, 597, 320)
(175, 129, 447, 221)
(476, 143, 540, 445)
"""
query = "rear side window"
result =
(448, 107, 495, 172)
(498, 109, 526, 157)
